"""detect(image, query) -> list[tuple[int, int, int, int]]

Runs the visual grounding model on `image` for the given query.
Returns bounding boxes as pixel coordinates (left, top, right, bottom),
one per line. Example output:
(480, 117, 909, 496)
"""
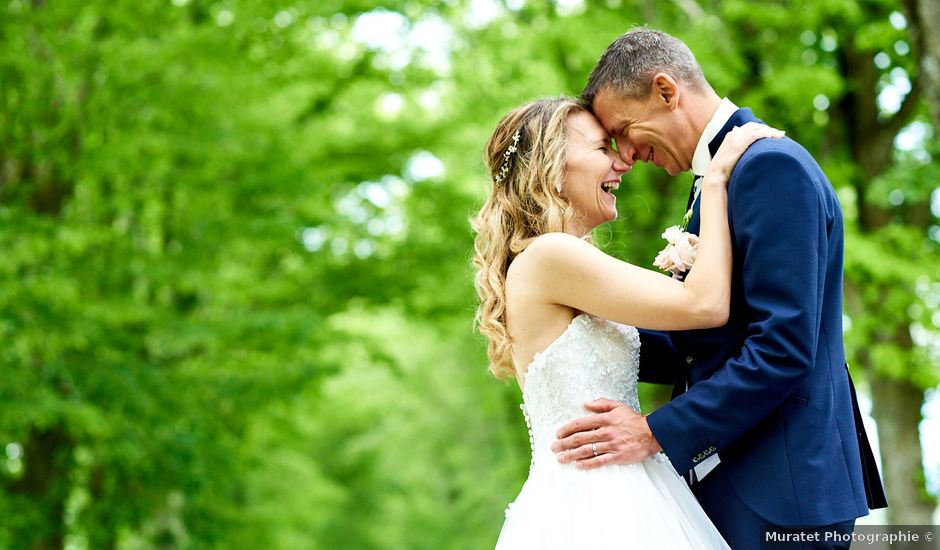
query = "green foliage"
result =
(0, 0, 937, 547)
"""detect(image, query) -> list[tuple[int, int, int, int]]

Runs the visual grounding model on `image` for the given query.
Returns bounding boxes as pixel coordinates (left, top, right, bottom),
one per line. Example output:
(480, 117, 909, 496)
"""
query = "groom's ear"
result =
(650, 73, 680, 111)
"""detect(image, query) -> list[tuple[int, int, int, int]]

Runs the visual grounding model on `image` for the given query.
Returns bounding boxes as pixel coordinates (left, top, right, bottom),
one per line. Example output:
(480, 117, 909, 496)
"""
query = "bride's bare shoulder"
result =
(510, 232, 591, 276)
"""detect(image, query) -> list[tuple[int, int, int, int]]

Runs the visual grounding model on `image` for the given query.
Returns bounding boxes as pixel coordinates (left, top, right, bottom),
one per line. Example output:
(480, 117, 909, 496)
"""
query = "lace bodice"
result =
(520, 313, 641, 471)
(499, 317, 730, 549)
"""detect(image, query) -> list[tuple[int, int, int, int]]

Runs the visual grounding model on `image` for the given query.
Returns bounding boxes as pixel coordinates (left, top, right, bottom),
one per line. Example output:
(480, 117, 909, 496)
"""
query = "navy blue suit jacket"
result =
(642, 108, 884, 526)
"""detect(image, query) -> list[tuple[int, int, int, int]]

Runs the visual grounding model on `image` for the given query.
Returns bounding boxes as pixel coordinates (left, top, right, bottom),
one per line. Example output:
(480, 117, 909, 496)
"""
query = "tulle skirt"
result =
(495, 456, 729, 549)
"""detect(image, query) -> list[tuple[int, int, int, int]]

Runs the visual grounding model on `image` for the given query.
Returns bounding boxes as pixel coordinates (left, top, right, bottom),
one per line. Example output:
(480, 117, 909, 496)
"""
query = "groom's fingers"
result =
(552, 426, 610, 454)
(575, 443, 649, 470)
(554, 413, 608, 441)
(574, 453, 616, 470)
(555, 445, 587, 464)
(556, 441, 610, 464)
(583, 398, 620, 412)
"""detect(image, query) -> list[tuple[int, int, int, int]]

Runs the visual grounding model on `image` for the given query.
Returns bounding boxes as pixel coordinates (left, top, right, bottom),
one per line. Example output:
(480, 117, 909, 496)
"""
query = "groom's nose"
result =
(612, 156, 630, 173)
(617, 141, 639, 166)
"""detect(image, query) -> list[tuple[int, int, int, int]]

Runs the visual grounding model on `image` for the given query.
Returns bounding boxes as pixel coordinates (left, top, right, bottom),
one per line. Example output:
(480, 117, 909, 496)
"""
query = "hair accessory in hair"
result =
(493, 130, 521, 185)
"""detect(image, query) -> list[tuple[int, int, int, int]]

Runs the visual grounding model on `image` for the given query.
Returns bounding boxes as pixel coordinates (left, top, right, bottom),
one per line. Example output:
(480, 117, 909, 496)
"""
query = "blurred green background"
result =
(1, 0, 939, 548)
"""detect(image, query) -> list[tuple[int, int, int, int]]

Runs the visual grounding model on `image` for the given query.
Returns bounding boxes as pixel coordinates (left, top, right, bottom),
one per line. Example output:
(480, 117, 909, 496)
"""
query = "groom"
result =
(552, 28, 887, 549)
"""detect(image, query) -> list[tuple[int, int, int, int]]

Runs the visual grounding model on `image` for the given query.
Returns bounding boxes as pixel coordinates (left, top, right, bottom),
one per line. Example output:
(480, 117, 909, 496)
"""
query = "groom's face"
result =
(592, 85, 694, 177)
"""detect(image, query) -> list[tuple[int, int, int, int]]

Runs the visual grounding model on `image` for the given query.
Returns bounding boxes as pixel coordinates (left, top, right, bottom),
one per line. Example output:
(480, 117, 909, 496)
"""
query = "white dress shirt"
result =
(689, 98, 739, 203)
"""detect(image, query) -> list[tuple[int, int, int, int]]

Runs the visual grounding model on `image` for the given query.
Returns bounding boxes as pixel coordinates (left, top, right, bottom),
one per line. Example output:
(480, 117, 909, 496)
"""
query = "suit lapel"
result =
(686, 108, 764, 236)
(707, 108, 762, 157)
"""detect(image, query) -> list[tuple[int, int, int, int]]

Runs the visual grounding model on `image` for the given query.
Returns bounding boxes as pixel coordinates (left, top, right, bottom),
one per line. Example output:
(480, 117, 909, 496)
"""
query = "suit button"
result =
(686, 356, 694, 365)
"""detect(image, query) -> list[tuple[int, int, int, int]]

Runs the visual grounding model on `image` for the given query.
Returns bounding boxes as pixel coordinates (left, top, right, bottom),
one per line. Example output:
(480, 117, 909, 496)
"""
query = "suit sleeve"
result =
(637, 329, 684, 385)
(647, 149, 827, 474)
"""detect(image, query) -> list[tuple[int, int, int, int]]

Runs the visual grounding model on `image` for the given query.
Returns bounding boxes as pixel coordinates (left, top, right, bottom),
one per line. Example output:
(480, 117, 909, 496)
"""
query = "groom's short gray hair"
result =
(581, 28, 711, 105)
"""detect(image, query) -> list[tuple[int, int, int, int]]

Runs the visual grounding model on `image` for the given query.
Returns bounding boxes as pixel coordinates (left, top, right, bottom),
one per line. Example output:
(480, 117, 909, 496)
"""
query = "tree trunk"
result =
(85, 464, 119, 550)
(836, 10, 933, 524)
(869, 376, 935, 523)
(906, 0, 940, 132)
(7, 426, 74, 550)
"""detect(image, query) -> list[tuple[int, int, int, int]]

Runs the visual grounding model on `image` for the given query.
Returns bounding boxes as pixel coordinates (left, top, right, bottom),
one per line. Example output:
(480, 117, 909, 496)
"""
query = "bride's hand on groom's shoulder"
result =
(551, 398, 662, 470)
(706, 122, 786, 186)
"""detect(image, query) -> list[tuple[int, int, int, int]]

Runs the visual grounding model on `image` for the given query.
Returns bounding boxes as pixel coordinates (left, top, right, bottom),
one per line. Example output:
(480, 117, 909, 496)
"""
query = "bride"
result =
(471, 97, 782, 549)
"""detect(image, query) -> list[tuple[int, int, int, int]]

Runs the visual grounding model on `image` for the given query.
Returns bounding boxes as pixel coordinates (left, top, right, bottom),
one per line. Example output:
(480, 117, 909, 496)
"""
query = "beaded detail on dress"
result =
(520, 314, 641, 471)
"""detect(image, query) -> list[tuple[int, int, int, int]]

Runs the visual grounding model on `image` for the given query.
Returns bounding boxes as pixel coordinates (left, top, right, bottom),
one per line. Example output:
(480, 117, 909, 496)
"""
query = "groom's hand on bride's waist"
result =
(551, 398, 662, 470)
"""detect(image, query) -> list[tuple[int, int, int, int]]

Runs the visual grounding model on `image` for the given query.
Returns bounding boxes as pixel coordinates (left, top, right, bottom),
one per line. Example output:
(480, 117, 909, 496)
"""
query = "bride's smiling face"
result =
(563, 111, 630, 235)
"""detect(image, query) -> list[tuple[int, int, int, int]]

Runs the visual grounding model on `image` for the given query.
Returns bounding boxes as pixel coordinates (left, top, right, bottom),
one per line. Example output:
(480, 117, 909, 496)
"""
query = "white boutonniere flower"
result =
(653, 225, 699, 280)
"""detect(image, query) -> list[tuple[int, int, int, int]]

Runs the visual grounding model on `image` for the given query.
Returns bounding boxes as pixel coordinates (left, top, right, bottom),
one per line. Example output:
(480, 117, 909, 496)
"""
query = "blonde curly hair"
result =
(471, 97, 587, 380)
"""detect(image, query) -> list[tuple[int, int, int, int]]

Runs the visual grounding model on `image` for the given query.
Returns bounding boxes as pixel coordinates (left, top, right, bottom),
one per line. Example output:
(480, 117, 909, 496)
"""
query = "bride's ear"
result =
(650, 73, 680, 111)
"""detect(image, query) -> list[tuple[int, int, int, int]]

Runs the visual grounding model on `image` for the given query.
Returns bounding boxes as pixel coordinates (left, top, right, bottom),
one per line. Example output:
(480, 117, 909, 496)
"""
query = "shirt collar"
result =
(691, 98, 738, 177)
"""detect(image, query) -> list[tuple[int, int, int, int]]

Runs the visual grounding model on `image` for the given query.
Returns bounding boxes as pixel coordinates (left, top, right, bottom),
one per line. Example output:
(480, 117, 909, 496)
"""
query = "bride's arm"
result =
(521, 123, 783, 331)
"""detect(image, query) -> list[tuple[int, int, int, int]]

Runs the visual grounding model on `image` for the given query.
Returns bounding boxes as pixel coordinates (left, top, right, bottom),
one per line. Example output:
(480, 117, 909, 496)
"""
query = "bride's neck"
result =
(565, 218, 594, 237)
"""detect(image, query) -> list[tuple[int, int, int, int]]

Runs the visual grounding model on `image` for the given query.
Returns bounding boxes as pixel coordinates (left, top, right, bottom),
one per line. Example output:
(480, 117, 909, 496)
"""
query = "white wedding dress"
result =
(495, 313, 729, 549)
